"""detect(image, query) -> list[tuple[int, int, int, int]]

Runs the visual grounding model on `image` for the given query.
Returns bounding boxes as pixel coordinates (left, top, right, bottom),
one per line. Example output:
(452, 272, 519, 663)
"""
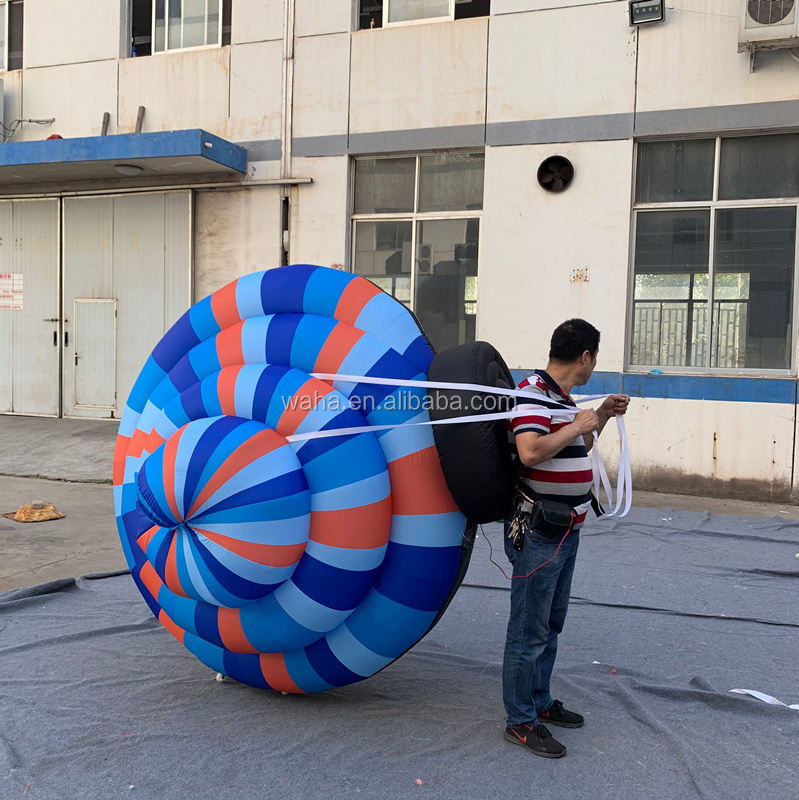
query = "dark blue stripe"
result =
(291, 555, 377, 611)
(305, 637, 363, 689)
(511, 370, 798, 405)
(402, 335, 435, 374)
(191, 535, 279, 601)
(343, 349, 418, 408)
(169, 355, 200, 394)
(194, 469, 308, 518)
(265, 313, 303, 367)
(292, 408, 368, 465)
(193, 603, 225, 649)
(131, 568, 162, 618)
(260, 266, 316, 314)
(222, 652, 269, 689)
(373, 542, 460, 612)
(180, 382, 207, 423)
(152, 531, 174, 578)
(152, 311, 201, 372)
(251, 365, 289, 423)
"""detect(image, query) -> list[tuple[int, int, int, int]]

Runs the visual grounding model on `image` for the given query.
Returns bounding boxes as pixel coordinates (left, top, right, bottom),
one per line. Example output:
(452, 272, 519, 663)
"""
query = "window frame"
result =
(627, 135, 799, 377)
(349, 151, 484, 340)
(129, 0, 228, 58)
(382, 0, 455, 27)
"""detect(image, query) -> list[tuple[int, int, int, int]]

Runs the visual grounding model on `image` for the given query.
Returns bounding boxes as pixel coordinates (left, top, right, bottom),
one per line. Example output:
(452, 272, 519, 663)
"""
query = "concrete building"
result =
(1, 0, 798, 500)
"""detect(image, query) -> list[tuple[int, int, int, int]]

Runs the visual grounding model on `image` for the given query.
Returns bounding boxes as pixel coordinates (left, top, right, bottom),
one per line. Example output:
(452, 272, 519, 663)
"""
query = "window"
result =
(358, 0, 490, 30)
(130, 0, 231, 57)
(0, 1, 23, 71)
(630, 134, 799, 373)
(352, 153, 484, 352)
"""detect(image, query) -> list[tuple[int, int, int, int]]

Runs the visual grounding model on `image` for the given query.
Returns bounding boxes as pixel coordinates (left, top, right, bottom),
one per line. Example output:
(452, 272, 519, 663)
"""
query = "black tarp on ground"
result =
(1, 507, 798, 800)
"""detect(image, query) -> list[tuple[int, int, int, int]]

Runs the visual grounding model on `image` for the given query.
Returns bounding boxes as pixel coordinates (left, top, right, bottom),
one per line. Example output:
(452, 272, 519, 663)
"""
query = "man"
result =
(502, 318, 629, 758)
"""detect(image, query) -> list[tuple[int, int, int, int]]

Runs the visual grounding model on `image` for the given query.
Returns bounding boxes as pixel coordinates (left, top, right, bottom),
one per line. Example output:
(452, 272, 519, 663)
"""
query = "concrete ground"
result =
(2, 414, 798, 591)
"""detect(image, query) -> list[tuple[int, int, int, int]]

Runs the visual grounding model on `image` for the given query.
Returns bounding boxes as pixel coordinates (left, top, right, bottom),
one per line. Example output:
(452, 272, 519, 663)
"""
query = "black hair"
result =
(549, 318, 601, 363)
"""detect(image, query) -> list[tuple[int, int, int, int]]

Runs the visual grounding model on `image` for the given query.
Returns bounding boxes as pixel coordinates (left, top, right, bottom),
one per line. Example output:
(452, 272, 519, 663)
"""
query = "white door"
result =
(62, 192, 191, 418)
(0, 199, 60, 416)
(73, 299, 117, 409)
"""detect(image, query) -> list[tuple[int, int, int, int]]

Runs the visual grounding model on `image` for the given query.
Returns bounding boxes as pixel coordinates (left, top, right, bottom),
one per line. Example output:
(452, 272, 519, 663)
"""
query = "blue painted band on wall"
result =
(510, 370, 797, 405)
(0, 129, 247, 174)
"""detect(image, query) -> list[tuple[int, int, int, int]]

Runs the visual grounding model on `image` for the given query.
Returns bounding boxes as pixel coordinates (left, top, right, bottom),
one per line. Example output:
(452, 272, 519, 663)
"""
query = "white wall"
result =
(488, 3, 636, 124)
(24, 0, 121, 68)
(637, 0, 799, 114)
(194, 188, 283, 301)
(289, 157, 350, 269)
(350, 18, 488, 134)
(480, 139, 634, 372)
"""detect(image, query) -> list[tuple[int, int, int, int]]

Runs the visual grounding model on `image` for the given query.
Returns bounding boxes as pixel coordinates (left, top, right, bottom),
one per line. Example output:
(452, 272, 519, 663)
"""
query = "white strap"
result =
(294, 372, 632, 517)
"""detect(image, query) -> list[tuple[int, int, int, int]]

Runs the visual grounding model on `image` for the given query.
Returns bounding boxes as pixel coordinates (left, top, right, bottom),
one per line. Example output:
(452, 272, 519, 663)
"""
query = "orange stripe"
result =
(136, 524, 161, 552)
(260, 652, 304, 694)
(113, 436, 131, 486)
(161, 426, 184, 521)
(158, 609, 185, 644)
(164, 535, 190, 598)
(211, 279, 242, 330)
(312, 323, 364, 375)
(334, 277, 382, 327)
(128, 427, 150, 459)
(388, 447, 460, 515)
(145, 430, 166, 455)
(195, 527, 307, 567)
(276, 378, 334, 437)
(216, 321, 245, 368)
(186, 428, 285, 518)
(310, 496, 392, 549)
(218, 607, 259, 654)
(217, 366, 242, 417)
(138, 561, 164, 603)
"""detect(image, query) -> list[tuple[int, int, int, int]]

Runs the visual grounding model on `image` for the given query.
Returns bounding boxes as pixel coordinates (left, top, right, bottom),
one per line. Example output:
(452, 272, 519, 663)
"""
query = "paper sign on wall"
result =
(0, 273, 23, 311)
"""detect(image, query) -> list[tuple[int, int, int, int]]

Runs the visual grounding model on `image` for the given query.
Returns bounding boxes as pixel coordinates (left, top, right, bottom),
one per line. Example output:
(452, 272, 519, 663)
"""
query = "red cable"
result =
(483, 515, 575, 581)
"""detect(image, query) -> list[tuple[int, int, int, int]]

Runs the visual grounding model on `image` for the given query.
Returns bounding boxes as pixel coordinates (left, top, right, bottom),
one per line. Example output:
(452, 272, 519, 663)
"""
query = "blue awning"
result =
(0, 129, 247, 186)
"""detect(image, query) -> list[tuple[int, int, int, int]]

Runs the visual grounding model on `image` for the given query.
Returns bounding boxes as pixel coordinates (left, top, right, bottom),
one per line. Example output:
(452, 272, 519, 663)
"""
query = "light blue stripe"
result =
(181, 533, 220, 606)
(325, 623, 393, 678)
(236, 271, 268, 320)
(185, 534, 246, 608)
(334, 336, 392, 395)
(184, 632, 226, 674)
(241, 317, 272, 364)
(389, 512, 465, 548)
(173, 417, 221, 518)
(284, 649, 336, 694)
(274, 580, 351, 632)
(310, 471, 391, 511)
(196, 514, 310, 545)
(196, 532, 299, 584)
(233, 365, 262, 419)
(305, 540, 387, 571)
(376, 410, 435, 461)
(188, 338, 221, 381)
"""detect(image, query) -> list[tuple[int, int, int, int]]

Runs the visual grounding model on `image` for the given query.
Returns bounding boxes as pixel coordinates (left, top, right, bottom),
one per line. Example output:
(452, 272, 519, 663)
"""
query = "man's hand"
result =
(599, 394, 630, 419)
(573, 408, 599, 434)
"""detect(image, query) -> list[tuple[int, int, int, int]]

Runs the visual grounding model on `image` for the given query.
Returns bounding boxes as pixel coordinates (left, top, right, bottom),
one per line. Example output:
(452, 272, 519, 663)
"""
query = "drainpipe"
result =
(280, 0, 296, 266)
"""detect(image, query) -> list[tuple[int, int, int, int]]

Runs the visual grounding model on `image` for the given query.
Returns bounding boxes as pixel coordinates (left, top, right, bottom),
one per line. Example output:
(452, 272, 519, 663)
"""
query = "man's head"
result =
(549, 318, 601, 385)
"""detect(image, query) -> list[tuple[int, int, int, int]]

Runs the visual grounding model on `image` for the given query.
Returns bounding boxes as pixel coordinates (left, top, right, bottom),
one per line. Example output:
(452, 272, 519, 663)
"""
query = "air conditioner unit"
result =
(739, 0, 799, 51)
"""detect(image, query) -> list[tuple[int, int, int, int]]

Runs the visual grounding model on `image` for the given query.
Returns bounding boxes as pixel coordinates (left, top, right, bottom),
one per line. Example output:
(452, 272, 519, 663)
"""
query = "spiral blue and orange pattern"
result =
(113, 265, 468, 692)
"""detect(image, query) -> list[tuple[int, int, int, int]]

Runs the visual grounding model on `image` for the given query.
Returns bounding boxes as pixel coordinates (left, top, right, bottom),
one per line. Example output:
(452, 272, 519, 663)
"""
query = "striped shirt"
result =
(511, 370, 593, 525)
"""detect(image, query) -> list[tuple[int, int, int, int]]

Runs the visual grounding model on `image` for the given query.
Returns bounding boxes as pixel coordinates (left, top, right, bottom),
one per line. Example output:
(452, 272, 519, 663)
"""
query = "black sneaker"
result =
(538, 699, 584, 728)
(503, 723, 566, 758)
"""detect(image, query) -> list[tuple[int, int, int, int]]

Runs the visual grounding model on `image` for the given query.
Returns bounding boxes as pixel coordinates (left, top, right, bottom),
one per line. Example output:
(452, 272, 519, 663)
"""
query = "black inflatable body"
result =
(427, 341, 517, 524)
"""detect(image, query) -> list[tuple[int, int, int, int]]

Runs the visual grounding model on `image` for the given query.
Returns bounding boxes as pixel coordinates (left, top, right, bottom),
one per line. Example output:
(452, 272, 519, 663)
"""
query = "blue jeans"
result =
(502, 513, 580, 727)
